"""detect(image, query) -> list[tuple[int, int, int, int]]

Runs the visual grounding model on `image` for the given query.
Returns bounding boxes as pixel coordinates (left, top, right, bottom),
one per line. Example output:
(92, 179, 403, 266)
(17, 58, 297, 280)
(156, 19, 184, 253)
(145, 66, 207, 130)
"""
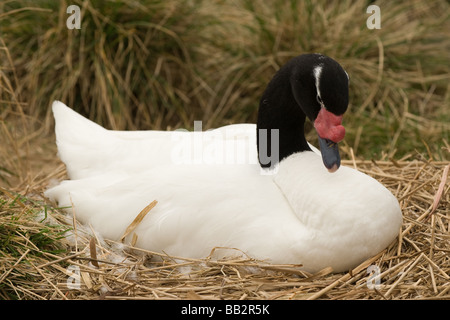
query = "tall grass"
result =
(211, 0, 450, 159)
(1, 0, 219, 130)
(1, 0, 449, 165)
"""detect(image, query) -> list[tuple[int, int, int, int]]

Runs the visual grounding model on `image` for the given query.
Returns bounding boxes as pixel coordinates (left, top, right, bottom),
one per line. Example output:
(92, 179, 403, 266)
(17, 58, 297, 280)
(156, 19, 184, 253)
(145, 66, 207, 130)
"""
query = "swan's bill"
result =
(318, 136, 341, 173)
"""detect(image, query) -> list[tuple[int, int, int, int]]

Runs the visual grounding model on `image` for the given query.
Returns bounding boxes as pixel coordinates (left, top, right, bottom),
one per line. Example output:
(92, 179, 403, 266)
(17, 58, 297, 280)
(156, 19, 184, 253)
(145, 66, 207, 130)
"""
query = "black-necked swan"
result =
(45, 53, 402, 273)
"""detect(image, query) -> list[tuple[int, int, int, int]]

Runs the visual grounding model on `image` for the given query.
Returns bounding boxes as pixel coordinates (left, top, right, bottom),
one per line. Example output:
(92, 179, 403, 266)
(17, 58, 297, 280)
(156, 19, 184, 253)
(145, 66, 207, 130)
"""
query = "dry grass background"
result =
(0, 0, 449, 300)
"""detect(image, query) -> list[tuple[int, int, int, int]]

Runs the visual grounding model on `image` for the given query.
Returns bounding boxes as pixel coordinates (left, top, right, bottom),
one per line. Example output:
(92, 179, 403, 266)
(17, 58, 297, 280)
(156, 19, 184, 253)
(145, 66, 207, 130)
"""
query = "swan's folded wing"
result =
(52, 101, 259, 179)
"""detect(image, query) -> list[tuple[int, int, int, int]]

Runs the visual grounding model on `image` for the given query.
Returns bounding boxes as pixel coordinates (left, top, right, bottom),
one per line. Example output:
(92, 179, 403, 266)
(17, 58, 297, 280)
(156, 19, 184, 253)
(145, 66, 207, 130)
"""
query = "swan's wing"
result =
(45, 162, 306, 262)
(52, 101, 258, 178)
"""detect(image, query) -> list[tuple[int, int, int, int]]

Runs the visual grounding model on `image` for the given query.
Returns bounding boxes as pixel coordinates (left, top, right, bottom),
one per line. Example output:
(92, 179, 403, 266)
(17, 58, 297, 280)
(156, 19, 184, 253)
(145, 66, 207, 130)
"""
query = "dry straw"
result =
(0, 157, 448, 300)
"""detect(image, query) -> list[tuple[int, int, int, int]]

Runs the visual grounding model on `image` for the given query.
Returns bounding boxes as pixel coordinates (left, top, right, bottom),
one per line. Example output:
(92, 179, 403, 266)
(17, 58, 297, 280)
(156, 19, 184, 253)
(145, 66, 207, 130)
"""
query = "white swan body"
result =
(46, 101, 402, 273)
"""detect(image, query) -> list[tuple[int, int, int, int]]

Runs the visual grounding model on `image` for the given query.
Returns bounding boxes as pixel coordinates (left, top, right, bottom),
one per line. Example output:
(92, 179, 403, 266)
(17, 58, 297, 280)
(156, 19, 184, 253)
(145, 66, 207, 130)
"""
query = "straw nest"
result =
(0, 158, 449, 300)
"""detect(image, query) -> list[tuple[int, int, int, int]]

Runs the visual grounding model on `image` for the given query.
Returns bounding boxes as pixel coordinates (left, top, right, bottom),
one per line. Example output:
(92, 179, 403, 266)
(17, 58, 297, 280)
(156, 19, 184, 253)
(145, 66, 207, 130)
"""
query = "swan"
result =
(45, 53, 402, 273)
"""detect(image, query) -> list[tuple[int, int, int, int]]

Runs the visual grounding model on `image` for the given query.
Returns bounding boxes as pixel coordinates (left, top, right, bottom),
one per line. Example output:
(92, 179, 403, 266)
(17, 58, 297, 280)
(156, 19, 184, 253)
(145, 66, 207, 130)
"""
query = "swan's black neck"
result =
(257, 57, 316, 168)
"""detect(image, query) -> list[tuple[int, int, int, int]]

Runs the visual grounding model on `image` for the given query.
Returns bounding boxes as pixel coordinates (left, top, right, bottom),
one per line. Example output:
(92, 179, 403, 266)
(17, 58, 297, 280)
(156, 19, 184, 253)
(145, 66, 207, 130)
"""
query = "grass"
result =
(0, 0, 449, 300)
(0, 189, 71, 299)
(1, 0, 449, 158)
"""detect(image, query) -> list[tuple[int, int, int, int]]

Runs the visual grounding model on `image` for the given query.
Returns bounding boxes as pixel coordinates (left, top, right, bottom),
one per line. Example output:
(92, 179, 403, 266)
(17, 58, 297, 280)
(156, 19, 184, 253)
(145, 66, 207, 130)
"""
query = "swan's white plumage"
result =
(46, 101, 402, 273)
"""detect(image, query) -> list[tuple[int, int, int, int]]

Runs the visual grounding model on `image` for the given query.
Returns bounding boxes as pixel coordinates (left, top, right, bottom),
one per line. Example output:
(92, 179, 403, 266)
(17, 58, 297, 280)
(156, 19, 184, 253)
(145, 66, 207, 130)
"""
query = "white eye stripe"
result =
(313, 64, 323, 100)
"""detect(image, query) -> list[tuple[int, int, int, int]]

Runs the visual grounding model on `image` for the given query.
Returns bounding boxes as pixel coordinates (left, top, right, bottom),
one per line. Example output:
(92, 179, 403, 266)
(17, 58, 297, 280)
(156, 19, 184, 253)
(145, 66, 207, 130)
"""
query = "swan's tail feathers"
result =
(52, 101, 110, 179)
(52, 100, 106, 136)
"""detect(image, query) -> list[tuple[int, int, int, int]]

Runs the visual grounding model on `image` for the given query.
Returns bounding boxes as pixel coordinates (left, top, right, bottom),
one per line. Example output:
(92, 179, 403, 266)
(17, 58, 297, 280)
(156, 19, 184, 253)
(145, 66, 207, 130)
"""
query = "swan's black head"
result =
(257, 53, 349, 172)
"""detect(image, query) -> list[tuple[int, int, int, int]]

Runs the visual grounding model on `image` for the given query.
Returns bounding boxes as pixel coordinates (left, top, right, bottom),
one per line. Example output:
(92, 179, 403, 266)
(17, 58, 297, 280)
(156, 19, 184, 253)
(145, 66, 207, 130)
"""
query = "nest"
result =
(0, 159, 449, 300)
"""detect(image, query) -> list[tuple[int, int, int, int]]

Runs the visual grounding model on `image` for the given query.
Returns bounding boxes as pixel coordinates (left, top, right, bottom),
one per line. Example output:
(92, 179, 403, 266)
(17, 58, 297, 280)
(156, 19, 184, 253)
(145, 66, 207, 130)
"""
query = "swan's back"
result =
(52, 101, 260, 179)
